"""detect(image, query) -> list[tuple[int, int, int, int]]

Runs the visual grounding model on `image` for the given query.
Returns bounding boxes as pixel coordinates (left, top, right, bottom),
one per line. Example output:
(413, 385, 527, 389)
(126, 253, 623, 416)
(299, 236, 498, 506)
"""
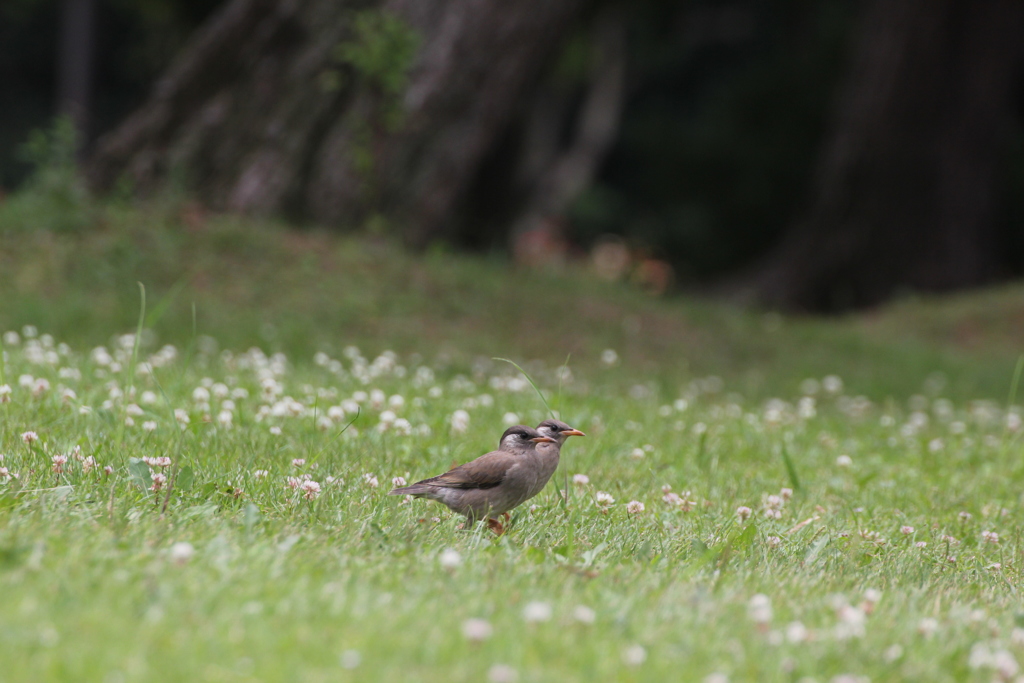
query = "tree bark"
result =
(58, 0, 96, 157)
(733, 0, 1024, 311)
(88, 0, 587, 245)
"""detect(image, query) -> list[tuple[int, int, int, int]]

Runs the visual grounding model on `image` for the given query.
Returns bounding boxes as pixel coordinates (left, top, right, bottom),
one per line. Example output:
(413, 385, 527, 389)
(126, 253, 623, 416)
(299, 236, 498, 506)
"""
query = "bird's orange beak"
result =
(531, 436, 557, 443)
(563, 429, 586, 437)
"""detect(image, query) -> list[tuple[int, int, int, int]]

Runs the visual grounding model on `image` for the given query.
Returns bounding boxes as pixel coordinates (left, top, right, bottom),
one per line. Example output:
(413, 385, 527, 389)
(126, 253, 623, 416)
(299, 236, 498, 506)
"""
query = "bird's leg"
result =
(487, 517, 505, 535)
(501, 512, 510, 523)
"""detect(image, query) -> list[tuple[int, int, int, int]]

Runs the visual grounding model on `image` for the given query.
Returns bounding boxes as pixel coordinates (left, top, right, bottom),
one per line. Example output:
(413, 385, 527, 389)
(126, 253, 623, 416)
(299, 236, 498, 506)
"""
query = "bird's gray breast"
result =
(521, 444, 560, 502)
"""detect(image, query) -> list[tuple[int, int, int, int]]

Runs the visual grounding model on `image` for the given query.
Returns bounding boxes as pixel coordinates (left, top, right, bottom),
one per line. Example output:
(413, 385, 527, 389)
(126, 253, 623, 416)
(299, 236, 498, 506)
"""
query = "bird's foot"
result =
(487, 517, 506, 535)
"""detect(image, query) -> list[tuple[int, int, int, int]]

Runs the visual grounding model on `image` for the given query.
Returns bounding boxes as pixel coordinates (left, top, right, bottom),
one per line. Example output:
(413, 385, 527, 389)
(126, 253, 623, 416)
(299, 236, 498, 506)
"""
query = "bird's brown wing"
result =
(420, 449, 518, 490)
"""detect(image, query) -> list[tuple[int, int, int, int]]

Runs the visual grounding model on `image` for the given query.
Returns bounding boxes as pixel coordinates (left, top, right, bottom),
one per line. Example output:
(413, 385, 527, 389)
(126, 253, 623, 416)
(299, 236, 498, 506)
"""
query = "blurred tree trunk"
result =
(87, 0, 586, 245)
(737, 0, 1024, 311)
(58, 0, 96, 156)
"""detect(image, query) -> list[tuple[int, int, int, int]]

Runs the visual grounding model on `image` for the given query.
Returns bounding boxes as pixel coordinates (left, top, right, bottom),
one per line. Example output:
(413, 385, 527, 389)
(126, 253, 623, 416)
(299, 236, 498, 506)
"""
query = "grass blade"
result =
(780, 442, 802, 491)
(493, 357, 556, 418)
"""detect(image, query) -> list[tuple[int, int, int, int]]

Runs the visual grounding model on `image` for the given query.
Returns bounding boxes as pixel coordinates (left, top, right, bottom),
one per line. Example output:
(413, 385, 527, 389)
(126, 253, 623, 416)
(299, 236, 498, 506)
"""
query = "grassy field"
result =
(2, 204, 1024, 682)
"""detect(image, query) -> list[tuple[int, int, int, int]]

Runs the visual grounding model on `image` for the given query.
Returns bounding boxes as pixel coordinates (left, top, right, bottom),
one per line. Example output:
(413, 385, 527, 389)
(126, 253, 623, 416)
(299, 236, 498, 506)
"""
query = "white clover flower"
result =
(736, 506, 752, 521)
(487, 664, 518, 683)
(900, 525, 915, 535)
(785, 621, 807, 643)
(917, 617, 939, 637)
(451, 410, 471, 434)
(392, 476, 407, 488)
(572, 474, 590, 486)
(141, 421, 157, 432)
(622, 645, 646, 666)
(462, 618, 493, 642)
(595, 491, 615, 507)
(21, 431, 39, 444)
(834, 604, 866, 640)
(439, 548, 462, 569)
(993, 650, 1020, 679)
(339, 650, 361, 670)
(835, 454, 853, 467)
(217, 410, 234, 427)
(269, 426, 282, 435)
(767, 536, 782, 548)
(982, 530, 999, 543)
(51, 454, 68, 474)
(32, 378, 50, 397)
(748, 594, 772, 624)
(626, 500, 645, 514)
(522, 601, 552, 623)
(254, 470, 268, 479)
(629, 448, 645, 460)
(300, 480, 321, 501)
(150, 472, 167, 492)
(798, 396, 816, 419)
(363, 473, 379, 488)
(82, 456, 97, 474)
(0, 385, 11, 403)
(192, 387, 210, 403)
(600, 349, 619, 367)
(822, 375, 843, 394)
(174, 409, 190, 426)
(572, 605, 596, 624)
(369, 389, 386, 409)
(169, 542, 195, 565)
(502, 412, 520, 426)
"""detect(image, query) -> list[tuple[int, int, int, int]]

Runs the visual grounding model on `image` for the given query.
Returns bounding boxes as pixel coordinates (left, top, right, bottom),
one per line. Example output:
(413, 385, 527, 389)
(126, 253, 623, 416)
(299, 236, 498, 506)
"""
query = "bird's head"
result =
(499, 425, 555, 451)
(536, 418, 586, 444)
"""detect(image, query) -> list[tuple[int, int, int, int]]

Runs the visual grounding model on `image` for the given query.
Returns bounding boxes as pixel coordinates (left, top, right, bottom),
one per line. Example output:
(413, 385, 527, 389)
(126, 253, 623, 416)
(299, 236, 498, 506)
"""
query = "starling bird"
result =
(389, 425, 558, 534)
(535, 418, 586, 446)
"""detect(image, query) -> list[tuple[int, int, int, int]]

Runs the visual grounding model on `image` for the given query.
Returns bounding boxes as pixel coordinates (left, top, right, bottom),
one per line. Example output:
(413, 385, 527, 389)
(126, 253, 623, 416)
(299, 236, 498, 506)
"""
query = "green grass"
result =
(2, 204, 1024, 681)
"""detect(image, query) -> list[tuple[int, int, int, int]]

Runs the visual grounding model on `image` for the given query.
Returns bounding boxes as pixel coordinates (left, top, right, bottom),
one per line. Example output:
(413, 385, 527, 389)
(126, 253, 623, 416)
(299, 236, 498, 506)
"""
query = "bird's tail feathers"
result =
(388, 483, 433, 497)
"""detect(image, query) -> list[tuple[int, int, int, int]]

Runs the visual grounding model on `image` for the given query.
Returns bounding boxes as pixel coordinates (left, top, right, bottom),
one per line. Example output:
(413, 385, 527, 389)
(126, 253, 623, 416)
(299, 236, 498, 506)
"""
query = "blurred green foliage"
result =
(0, 0, 216, 187)
(335, 10, 420, 101)
(0, 117, 95, 233)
